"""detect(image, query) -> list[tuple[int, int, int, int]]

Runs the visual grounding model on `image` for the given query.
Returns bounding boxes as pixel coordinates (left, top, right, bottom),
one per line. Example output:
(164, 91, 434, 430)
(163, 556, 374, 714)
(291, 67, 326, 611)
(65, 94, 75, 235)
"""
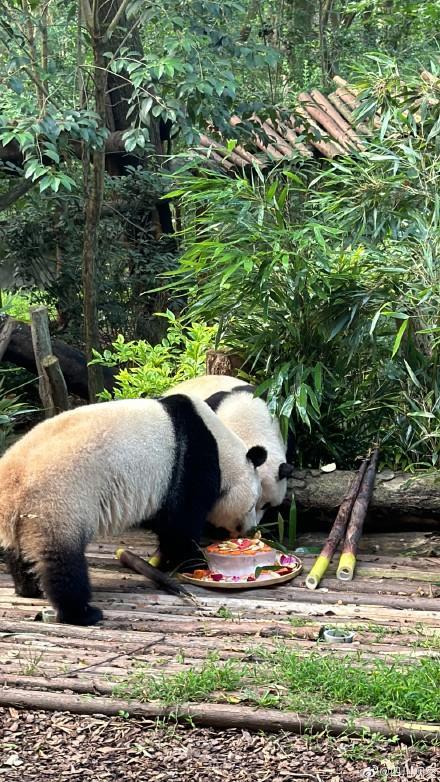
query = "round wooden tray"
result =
(179, 558, 302, 590)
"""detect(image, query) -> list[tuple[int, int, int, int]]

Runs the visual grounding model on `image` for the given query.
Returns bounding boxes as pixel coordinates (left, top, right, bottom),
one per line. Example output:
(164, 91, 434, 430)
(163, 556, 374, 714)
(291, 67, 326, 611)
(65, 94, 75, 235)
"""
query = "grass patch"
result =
(269, 647, 440, 722)
(114, 656, 243, 706)
(115, 646, 440, 724)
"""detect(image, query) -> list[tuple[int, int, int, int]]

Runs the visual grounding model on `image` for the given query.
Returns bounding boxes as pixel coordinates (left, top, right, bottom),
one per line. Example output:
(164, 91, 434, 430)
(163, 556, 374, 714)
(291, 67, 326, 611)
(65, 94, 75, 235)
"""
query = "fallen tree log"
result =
(0, 686, 438, 742)
(0, 316, 117, 400)
(288, 468, 440, 518)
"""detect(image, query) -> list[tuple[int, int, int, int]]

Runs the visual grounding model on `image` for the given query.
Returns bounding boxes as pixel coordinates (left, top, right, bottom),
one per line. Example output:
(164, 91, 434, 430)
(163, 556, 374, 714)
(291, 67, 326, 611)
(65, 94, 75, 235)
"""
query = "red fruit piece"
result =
(211, 573, 224, 581)
(247, 575, 256, 582)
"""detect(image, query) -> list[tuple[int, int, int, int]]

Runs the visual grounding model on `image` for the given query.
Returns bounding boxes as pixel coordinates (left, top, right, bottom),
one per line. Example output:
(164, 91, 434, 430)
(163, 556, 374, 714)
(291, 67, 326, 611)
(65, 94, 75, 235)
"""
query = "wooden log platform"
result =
(0, 528, 439, 741)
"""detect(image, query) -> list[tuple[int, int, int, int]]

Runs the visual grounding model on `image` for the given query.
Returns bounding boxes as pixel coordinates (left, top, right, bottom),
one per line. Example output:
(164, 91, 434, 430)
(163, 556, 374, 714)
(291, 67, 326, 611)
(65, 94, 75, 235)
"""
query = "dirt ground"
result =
(0, 708, 439, 782)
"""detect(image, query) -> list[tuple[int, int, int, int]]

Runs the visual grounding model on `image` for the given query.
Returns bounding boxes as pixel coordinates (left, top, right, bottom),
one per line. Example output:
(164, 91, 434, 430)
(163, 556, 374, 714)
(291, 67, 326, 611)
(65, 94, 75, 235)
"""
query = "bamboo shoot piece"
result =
(337, 449, 380, 581)
(305, 457, 370, 590)
(115, 548, 197, 603)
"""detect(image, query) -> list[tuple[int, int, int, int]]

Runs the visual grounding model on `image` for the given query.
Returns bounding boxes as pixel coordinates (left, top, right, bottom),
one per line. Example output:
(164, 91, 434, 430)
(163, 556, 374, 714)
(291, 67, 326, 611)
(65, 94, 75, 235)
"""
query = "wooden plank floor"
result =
(1, 528, 439, 733)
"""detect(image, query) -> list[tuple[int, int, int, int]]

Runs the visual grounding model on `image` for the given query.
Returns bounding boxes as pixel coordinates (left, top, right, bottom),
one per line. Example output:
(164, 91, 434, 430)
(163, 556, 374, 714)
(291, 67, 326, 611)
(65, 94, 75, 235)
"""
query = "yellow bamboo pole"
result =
(305, 457, 370, 590)
(336, 449, 380, 581)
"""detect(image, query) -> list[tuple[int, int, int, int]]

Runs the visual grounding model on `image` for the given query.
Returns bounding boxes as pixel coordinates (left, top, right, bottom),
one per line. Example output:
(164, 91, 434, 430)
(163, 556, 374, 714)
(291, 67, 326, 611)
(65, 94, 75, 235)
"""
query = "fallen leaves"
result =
(0, 708, 439, 781)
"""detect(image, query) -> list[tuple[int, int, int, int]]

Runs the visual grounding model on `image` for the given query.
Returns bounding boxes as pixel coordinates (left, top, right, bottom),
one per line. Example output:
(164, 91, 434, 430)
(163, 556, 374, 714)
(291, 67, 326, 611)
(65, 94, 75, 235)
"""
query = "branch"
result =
(80, 0, 94, 34)
(0, 178, 35, 211)
(105, 0, 133, 40)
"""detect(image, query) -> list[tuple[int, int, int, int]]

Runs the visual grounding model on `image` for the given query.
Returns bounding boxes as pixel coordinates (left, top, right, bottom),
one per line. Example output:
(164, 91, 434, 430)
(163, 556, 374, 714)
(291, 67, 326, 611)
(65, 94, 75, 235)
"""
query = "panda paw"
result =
(58, 604, 104, 626)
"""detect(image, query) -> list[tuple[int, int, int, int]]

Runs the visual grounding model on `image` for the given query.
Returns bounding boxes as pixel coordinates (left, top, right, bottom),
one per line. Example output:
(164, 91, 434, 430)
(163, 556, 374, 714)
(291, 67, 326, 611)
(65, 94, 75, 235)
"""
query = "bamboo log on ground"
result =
(306, 457, 370, 590)
(337, 450, 380, 581)
(115, 548, 198, 604)
(0, 687, 438, 742)
(310, 89, 365, 150)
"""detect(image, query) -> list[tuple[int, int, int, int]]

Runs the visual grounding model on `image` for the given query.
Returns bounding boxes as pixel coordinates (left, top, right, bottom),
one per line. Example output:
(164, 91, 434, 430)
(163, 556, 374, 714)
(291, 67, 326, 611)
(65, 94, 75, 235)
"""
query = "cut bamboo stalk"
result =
(327, 93, 371, 136)
(310, 89, 365, 150)
(291, 114, 344, 158)
(298, 92, 354, 151)
(115, 548, 198, 604)
(337, 450, 380, 581)
(198, 134, 248, 169)
(306, 458, 370, 590)
(0, 687, 438, 742)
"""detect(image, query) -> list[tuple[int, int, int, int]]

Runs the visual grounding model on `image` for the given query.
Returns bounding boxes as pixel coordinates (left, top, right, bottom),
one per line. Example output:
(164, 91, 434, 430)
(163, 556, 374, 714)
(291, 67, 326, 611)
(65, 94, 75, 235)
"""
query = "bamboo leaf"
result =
(391, 319, 409, 357)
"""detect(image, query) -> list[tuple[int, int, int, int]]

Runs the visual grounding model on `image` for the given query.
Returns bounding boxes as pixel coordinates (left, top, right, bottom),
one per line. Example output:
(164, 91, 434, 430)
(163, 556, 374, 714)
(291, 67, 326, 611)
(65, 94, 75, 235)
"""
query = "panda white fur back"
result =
(0, 394, 266, 625)
(164, 376, 294, 519)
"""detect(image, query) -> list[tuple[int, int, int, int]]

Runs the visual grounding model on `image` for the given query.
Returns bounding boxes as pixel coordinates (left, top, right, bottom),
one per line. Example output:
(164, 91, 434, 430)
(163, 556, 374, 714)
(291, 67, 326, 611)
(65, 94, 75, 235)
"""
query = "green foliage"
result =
(163, 62, 440, 470)
(0, 370, 36, 454)
(1, 167, 179, 343)
(107, 1, 280, 146)
(90, 311, 218, 399)
(0, 289, 56, 321)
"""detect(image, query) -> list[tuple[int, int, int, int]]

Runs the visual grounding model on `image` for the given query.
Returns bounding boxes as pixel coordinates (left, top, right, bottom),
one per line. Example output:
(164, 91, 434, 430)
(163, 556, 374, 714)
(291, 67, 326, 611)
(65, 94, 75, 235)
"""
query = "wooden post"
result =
(30, 306, 54, 417)
(41, 355, 70, 414)
(0, 317, 15, 362)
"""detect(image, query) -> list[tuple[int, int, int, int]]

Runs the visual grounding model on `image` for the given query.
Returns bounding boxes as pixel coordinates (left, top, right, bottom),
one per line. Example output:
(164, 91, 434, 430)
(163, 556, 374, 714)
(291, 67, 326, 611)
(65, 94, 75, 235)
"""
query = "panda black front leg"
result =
(159, 533, 205, 574)
(3, 549, 43, 598)
(38, 547, 103, 626)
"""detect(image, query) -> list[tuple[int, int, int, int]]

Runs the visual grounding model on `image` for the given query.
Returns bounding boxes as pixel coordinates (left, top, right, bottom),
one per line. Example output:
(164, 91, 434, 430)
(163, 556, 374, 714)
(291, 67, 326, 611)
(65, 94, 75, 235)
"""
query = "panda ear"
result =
(246, 445, 267, 468)
(278, 462, 294, 480)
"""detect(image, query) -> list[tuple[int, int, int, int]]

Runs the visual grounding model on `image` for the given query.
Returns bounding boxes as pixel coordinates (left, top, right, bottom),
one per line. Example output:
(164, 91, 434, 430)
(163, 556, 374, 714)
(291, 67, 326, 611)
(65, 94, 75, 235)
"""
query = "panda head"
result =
(255, 461, 294, 522)
(207, 444, 267, 537)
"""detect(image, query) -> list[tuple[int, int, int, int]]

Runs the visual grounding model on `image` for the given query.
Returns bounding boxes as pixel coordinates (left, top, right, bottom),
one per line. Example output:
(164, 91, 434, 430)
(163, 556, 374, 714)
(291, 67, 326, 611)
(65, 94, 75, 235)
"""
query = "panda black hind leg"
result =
(38, 547, 103, 626)
(3, 549, 43, 598)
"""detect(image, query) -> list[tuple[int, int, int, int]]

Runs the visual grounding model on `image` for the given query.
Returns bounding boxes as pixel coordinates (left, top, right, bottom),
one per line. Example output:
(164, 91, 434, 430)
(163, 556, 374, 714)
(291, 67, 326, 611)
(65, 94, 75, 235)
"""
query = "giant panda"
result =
(164, 376, 294, 521)
(0, 394, 266, 626)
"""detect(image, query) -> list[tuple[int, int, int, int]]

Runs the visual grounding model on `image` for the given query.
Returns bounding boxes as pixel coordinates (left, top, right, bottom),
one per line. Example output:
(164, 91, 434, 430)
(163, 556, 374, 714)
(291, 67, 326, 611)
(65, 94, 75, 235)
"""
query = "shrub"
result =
(90, 311, 219, 399)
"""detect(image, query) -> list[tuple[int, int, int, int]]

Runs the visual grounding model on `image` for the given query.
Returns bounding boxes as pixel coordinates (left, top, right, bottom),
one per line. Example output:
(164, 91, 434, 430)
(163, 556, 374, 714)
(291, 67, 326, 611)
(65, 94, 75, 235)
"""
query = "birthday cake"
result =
(204, 537, 277, 577)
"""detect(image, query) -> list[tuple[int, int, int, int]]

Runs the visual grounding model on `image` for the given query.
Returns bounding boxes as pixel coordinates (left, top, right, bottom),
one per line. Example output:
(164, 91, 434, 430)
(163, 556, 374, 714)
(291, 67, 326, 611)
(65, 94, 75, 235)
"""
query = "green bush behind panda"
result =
(0, 394, 266, 625)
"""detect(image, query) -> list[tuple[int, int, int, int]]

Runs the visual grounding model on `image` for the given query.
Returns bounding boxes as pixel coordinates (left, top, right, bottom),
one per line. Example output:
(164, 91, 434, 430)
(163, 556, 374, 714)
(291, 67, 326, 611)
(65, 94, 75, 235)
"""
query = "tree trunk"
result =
(319, 0, 335, 83)
(289, 469, 440, 517)
(81, 149, 105, 401)
(80, 1, 108, 401)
